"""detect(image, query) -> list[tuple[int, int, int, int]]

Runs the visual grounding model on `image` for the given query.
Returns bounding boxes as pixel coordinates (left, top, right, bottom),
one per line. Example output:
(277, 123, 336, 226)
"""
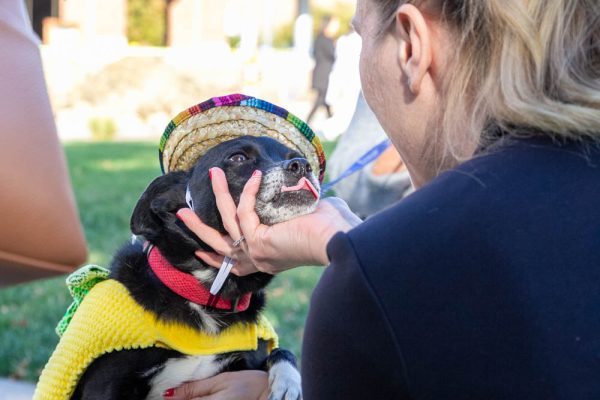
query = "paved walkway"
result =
(0, 378, 35, 400)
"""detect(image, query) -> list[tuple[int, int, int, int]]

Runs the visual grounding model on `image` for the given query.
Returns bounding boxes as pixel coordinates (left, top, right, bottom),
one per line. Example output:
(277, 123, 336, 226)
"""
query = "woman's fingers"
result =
(209, 168, 243, 241)
(194, 250, 225, 268)
(176, 198, 260, 276)
(176, 208, 232, 255)
(164, 375, 214, 399)
(195, 249, 257, 276)
(177, 170, 267, 277)
(237, 170, 263, 238)
(230, 262, 262, 277)
(164, 371, 269, 400)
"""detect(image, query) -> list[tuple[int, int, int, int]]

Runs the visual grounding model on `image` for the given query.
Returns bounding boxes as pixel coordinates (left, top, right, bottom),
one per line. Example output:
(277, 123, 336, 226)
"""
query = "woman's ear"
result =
(395, 4, 432, 95)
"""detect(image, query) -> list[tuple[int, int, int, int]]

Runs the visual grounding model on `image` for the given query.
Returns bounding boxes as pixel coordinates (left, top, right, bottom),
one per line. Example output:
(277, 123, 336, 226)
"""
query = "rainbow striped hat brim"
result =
(159, 94, 326, 183)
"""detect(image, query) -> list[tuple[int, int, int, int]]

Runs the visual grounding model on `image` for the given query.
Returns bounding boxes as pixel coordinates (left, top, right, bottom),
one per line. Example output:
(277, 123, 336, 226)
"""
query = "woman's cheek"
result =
(359, 51, 380, 109)
(361, 64, 391, 127)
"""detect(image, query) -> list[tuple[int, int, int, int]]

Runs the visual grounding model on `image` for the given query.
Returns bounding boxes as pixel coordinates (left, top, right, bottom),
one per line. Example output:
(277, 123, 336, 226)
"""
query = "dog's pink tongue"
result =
(281, 177, 319, 199)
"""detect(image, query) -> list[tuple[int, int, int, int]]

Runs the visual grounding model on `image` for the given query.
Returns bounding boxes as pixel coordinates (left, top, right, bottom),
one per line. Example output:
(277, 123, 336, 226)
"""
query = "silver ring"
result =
(232, 235, 245, 247)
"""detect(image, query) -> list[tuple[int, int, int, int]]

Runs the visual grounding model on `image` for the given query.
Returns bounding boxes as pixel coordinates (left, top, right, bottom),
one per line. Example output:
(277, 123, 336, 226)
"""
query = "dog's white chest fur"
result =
(146, 355, 222, 399)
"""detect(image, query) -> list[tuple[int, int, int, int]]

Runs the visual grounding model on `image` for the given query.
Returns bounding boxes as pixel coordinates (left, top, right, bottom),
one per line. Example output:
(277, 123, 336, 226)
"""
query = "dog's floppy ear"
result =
(131, 171, 189, 240)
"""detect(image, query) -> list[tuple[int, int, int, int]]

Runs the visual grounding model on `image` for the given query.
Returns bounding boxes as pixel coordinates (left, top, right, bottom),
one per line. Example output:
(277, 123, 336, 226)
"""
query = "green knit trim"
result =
(55, 265, 110, 337)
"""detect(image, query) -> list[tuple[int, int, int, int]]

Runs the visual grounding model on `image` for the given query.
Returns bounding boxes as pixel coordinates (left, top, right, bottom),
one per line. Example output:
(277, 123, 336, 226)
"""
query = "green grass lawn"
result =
(0, 140, 336, 382)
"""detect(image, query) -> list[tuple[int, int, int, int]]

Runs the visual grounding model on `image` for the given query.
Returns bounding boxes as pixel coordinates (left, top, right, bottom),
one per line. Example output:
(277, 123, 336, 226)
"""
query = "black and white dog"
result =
(72, 136, 320, 399)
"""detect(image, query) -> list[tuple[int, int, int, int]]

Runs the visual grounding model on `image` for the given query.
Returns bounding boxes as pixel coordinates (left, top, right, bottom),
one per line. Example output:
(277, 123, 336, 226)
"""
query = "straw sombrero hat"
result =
(159, 94, 326, 183)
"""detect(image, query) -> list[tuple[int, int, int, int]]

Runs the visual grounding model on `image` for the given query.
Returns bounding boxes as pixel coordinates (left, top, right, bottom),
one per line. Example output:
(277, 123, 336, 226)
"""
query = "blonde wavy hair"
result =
(375, 0, 600, 166)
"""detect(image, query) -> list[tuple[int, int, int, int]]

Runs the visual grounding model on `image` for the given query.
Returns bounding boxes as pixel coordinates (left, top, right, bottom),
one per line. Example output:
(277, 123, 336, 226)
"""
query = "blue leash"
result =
(321, 138, 392, 193)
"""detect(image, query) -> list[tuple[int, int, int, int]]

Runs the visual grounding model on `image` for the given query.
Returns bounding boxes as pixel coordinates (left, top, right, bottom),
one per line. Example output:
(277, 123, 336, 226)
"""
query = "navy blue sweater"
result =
(302, 136, 600, 399)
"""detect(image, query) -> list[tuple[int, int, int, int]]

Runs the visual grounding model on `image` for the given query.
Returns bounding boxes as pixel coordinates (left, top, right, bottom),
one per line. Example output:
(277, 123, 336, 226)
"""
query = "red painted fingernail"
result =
(209, 168, 213, 180)
(163, 388, 175, 397)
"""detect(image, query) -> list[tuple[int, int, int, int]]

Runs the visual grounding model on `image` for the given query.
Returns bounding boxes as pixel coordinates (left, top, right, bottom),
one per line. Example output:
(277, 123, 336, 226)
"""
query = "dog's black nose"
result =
(283, 158, 312, 177)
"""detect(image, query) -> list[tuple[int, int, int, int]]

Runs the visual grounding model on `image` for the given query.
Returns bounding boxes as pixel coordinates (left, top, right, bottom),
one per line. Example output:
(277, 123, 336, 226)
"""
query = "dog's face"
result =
(131, 136, 320, 297)
(187, 136, 320, 226)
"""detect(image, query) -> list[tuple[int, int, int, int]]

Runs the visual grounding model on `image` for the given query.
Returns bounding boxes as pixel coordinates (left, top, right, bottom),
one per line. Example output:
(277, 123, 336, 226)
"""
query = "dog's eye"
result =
(228, 153, 248, 162)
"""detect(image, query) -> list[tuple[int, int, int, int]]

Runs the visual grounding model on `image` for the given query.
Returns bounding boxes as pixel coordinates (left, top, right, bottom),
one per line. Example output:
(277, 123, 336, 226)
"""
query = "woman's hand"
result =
(163, 370, 269, 400)
(176, 168, 361, 275)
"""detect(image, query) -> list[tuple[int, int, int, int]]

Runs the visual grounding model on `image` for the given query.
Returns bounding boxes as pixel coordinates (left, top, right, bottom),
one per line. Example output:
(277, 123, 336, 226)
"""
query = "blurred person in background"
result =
(327, 92, 413, 218)
(317, 25, 362, 141)
(306, 15, 339, 125)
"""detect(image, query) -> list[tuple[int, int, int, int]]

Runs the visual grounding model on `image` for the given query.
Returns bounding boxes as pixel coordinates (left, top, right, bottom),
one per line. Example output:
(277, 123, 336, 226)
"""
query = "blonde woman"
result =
(173, 0, 600, 398)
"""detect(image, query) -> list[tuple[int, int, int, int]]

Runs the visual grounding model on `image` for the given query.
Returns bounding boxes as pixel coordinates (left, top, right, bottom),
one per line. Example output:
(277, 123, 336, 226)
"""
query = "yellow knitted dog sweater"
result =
(33, 267, 278, 400)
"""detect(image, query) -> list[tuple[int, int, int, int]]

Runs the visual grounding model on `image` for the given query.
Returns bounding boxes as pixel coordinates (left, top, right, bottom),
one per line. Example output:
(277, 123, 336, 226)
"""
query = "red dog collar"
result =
(146, 245, 251, 312)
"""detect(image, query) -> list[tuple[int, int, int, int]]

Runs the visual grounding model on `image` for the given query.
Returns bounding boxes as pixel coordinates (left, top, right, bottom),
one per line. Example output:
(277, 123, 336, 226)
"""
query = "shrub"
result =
(127, 0, 166, 46)
(89, 117, 117, 142)
(272, 22, 294, 48)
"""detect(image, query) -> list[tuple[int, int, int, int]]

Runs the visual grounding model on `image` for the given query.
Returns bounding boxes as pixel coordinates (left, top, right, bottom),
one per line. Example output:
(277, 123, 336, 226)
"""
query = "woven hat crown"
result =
(159, 94, 326, 183)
